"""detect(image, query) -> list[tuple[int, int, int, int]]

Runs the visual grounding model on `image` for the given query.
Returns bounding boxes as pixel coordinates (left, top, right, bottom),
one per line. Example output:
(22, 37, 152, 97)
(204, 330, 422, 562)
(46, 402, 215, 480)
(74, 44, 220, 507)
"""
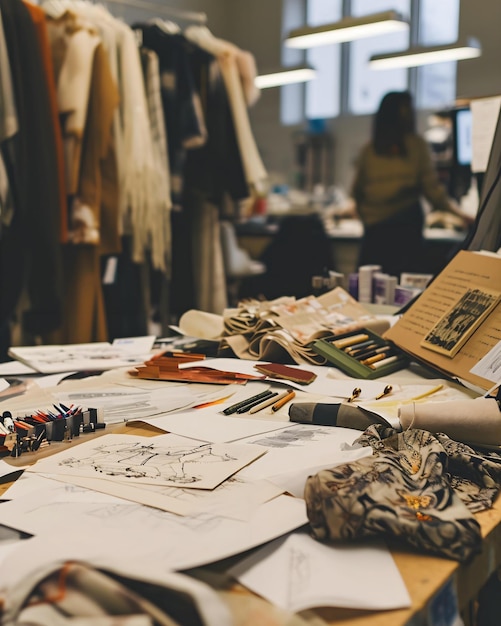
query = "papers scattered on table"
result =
(229, 530, 411, 612)
(180, 357, 392, 400)
(26, 433, 266, 490)
(8, 336, 156, 374)
(0, 489, 308, 571)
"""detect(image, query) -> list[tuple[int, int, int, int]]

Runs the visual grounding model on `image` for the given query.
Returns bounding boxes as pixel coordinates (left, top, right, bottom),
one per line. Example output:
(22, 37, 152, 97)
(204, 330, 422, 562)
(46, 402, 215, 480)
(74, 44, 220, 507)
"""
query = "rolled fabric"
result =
(289, 402, 391, 430)
(399, 398, 501, 446)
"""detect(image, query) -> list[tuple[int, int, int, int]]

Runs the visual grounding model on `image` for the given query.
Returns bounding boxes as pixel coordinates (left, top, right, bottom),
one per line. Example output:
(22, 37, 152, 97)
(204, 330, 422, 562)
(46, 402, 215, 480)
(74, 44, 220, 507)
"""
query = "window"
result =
(416, 0, 460, 109)
(348, 0, 410, 115)
(305, 0, 342, 119)
(281, 0, 306, 125)
(280, 0, 460, 124)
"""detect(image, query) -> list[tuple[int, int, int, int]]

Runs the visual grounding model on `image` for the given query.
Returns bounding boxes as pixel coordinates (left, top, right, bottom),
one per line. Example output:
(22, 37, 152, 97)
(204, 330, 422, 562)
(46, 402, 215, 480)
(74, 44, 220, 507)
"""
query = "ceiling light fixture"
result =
(255, 66, 317, 89)
(369, 37, 481, 69)
(284, 10, 408, 49)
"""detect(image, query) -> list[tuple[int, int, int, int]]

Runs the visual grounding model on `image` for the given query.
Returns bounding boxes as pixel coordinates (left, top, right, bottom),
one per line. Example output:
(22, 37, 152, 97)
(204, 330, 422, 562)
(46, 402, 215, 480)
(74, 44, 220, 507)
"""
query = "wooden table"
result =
(1, 419, 499, 626)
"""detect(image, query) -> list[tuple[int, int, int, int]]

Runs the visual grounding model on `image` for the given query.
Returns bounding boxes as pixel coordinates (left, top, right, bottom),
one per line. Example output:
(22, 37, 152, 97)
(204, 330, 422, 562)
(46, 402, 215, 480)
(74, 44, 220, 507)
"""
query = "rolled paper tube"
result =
(288, 402, 391, 430)
(398, 398, 501, 446)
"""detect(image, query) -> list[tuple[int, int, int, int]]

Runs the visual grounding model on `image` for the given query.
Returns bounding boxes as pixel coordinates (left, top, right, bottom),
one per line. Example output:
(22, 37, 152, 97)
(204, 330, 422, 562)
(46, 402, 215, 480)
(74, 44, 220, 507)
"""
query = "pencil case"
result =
(312, 328, 409, 379)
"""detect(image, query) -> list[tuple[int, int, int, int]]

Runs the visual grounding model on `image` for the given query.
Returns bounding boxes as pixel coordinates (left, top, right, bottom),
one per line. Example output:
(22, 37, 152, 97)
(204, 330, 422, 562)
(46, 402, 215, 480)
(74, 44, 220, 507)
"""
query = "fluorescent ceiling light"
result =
(255, 66, 316, 89)
(284, 10, 408, 49)
(369, 37, 481, 69)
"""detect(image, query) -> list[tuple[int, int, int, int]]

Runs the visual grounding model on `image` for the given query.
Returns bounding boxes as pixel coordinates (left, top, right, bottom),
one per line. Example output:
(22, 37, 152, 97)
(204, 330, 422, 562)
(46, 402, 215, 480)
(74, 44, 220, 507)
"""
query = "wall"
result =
(218, 0, 501, 193)
(456, 0, 501, 99)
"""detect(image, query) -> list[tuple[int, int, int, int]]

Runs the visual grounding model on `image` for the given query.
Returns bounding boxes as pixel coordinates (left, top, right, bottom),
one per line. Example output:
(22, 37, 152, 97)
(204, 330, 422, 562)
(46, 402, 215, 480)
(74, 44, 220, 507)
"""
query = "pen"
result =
(375, 384, 393, 400)
(348, 387, 361, 403)
(236, 391, 279, 413)
(222, 389, 274, 415)
(249, 389, 291, 414)
(271, 389, 296, 412)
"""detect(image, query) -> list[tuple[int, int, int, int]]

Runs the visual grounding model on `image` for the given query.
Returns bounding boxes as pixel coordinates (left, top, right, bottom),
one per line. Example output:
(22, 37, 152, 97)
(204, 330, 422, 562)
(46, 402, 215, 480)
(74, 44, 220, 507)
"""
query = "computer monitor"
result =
(455, 108, 473, 167)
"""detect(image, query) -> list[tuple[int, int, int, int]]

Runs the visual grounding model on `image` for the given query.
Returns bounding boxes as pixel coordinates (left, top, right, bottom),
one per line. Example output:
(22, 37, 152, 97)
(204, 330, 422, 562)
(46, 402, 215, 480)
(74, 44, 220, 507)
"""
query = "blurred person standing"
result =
(351, 90, 466, 279)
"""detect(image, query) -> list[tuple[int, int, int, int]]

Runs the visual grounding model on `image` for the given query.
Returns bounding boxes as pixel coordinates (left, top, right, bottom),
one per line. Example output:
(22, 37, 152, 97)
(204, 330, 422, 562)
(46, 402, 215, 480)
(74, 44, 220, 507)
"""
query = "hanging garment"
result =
(58, 42, 120, 344)
(133, 24, 208, 208)
(184, 26, 267, 195)
(0, 0, 63, 337)
(0, 10, 18, 145)
(24, 1, 68, 243)
(304, 424, 501, 562)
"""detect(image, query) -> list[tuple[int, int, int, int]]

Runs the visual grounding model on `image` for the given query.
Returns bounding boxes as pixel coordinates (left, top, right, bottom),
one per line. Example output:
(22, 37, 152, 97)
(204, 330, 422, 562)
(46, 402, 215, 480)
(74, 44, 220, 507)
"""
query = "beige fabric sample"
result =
(399, 398, 501, 446)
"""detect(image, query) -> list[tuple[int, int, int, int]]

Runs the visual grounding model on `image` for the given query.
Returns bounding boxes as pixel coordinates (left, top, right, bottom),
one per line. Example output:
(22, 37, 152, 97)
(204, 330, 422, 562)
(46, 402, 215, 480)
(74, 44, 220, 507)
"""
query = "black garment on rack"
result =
(134, 26, 249, 319)
(182, 43, 249, 205)
(133, 25, 207, 209)
(0, 0, 62, 339)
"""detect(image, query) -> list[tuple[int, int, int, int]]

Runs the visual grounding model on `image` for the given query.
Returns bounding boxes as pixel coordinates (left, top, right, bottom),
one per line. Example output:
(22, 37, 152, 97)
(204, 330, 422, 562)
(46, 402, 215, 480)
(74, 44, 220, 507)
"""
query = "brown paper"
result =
(384, 250, 501, 391)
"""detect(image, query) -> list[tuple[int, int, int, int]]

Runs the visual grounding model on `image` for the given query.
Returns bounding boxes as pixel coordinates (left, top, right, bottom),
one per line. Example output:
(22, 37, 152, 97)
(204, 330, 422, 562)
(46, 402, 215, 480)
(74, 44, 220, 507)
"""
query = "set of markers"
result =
(0, 404, 104, 458)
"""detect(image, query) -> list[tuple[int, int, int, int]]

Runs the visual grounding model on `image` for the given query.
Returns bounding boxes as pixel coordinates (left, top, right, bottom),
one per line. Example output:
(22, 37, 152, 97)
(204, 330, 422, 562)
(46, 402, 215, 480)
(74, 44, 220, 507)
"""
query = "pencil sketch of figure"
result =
(60, 441, 237, 485)
(421, 288, 501, 357)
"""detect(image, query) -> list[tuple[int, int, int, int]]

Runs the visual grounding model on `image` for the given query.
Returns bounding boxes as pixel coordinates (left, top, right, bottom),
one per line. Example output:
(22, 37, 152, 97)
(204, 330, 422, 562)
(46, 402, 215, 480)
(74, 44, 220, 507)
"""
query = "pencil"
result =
(410, 384, 443, 401)
(249, 389, 291, 414)
(271, 389, 296, 412)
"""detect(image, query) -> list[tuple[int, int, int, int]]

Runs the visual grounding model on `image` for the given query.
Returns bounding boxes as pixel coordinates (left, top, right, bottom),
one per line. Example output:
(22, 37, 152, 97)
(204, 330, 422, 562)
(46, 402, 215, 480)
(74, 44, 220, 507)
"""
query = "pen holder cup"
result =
(312, 329, 409, 379)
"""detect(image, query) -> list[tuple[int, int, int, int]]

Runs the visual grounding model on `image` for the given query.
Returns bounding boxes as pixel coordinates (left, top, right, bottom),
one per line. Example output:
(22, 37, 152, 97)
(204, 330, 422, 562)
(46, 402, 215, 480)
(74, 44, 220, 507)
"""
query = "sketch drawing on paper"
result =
(60, 441, 235, 484)
(39, 435, 265, 490)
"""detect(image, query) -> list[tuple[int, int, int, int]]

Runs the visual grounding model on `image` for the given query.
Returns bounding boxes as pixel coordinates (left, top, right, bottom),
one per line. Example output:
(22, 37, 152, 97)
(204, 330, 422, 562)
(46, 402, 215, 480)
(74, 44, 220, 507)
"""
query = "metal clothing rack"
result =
(101, 0, 207, 23)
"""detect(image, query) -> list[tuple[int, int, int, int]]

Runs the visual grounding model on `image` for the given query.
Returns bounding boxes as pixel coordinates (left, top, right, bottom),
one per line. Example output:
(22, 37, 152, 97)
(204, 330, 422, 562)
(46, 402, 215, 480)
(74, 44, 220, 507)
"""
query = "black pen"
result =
(236, 391, 279, 413)
(222, 389, 274, 415)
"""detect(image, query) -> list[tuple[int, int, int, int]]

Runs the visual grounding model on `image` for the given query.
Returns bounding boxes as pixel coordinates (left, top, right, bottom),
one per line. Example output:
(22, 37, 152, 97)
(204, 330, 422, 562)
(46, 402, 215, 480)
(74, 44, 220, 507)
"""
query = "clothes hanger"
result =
(149, 17, 181, 35)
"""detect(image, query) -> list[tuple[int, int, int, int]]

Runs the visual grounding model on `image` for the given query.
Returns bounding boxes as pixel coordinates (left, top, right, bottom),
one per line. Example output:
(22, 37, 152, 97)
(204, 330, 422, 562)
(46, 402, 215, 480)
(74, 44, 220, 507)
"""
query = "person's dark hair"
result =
(372, 91, 416, 157)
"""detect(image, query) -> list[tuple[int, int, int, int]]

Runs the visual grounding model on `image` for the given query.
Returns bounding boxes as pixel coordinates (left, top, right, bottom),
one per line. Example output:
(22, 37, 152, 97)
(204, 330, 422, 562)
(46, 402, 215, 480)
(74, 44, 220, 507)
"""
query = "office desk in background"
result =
(236, 218, 467, 278)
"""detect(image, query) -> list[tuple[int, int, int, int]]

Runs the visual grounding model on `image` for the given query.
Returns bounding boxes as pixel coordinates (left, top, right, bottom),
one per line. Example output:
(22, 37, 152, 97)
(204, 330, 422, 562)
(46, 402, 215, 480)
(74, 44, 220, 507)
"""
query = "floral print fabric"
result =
(304, 425, 501, 562)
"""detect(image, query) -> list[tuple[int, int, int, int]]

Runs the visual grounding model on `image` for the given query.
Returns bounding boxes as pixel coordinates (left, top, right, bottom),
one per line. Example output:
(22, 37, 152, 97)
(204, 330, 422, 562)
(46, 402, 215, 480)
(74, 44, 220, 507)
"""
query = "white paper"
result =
(0, 492, 308, 571)
(236, 424, 368, 487)
(471, 96, 501, 173)
(52, 474, 283, 520)
(139, 409, 292, 443)
(0, 459, 26, 480)
(0, 361, 37, 375)
(54, 385, 219, 424)
(33, 372, 78, 388)
(0, 378, 9, 392)
(112, 336, 156, 353)
(8, 339, 155, 374)
(359, 382, 477, 427)
(470, 340, 501, 384)
(2, 472, 125, 504)
(179, 358, 390, 400)
(229, 531, 411, 612)
(27, 433, 266, 490)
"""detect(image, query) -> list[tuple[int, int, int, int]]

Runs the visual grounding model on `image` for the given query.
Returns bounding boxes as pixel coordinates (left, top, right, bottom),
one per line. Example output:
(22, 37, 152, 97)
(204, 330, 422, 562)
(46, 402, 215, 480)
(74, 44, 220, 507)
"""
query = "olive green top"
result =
(352, 134, 452, 227)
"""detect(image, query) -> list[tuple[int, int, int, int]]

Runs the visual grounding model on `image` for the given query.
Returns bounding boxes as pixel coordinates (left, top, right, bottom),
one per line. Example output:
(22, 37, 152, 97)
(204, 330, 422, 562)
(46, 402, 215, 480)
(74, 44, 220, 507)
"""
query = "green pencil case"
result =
(312, 328, 409, 379)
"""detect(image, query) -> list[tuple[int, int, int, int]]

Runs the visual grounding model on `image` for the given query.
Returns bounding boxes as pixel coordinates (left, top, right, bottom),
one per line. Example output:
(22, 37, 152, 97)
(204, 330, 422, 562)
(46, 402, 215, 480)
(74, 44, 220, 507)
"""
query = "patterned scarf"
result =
(304, 425, 501, 562)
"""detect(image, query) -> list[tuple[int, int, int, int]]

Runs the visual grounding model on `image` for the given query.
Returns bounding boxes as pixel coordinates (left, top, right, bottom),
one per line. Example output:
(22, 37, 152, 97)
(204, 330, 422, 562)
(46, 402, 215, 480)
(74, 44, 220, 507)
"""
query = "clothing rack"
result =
(100, 0, 207, 23)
